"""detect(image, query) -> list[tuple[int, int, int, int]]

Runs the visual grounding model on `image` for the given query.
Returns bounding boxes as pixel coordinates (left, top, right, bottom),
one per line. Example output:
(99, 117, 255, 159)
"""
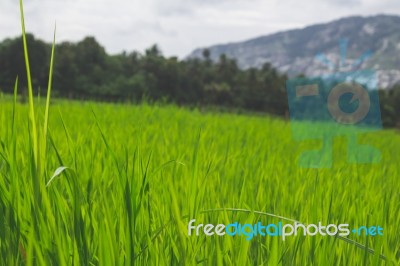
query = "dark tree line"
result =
(0, 34, 399, 127)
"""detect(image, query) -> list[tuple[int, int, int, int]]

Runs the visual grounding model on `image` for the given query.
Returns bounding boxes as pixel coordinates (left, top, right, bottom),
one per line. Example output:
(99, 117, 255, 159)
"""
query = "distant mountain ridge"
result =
(188, 15, 400, 89)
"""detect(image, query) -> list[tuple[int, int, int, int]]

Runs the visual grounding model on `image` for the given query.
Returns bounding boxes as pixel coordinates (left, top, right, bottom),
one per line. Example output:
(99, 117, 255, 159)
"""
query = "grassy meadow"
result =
(0, 96, 399, 265)
(0, 1, 398, 264)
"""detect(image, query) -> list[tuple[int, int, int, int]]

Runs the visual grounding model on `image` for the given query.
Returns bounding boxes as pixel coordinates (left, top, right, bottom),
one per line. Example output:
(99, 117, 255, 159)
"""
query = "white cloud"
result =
(0, 0, 399, 58)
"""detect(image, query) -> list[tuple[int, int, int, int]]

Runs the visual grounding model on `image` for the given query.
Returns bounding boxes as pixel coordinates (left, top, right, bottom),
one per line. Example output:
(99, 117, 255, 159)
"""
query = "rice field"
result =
(0, 1, 398, 264)
(0, 96, 399, 265)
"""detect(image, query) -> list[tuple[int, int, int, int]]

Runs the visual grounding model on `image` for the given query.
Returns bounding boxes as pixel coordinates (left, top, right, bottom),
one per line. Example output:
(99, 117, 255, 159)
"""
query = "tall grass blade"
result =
(19, 0, 38, 169)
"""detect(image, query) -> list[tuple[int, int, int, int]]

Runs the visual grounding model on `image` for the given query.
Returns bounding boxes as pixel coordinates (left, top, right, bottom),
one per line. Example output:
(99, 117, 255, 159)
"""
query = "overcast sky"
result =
(1, 0, 400, 58)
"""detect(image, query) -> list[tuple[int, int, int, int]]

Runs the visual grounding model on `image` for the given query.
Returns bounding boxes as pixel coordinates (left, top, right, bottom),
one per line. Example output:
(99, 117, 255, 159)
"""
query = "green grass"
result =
(0, 98, 399, 265)
(0, 0, 398, 264)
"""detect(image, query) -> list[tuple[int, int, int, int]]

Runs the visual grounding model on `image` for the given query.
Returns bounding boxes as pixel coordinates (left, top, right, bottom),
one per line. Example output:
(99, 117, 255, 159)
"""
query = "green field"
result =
(0, 2, 398, 264)
(0, 97, 399, 265)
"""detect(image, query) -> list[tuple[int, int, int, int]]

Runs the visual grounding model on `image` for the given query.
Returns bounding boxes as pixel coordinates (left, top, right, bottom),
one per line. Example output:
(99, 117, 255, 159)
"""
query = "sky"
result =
(1, 0, 400, 58)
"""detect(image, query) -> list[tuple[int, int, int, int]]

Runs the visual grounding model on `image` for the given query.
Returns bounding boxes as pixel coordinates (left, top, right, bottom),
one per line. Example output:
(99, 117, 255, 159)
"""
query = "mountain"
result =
(188, 15, 400, 89)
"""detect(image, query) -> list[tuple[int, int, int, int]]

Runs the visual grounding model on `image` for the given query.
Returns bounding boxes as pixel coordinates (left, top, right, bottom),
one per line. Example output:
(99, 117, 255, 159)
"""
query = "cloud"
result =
(155, 0, 254, 17)
(0, 0, 399, 57)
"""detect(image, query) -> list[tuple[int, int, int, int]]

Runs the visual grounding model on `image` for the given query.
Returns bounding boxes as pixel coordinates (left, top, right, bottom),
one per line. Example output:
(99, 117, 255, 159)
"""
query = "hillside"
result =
(188, 15, 400, 89)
